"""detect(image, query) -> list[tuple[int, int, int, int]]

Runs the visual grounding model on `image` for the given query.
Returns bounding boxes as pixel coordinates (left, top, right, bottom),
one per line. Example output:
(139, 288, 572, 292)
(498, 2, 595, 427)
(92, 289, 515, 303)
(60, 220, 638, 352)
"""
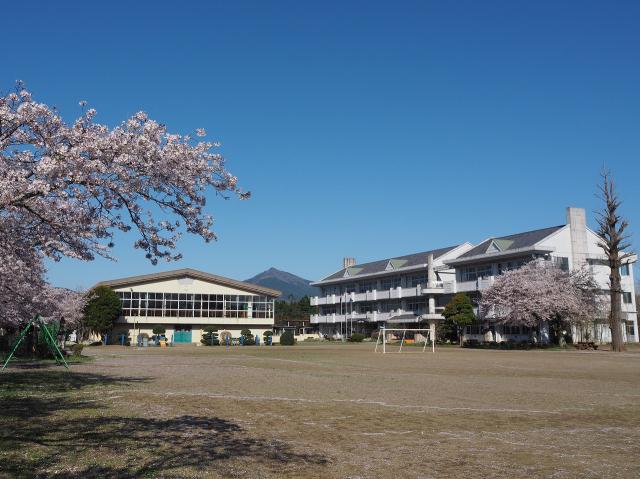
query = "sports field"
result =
(2, 343, 640, 478)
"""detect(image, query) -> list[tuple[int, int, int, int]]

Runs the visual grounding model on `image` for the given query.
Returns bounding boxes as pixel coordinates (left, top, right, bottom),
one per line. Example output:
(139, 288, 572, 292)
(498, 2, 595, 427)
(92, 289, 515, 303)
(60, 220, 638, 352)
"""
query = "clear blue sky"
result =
(4, 0, 639, 289)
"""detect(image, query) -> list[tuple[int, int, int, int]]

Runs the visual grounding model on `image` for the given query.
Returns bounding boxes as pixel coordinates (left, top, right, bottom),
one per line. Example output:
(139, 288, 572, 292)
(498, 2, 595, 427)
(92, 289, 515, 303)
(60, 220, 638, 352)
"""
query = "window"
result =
(461, 266, 492, 281)
(503, 325, 521, 335)
(552, 256, 569, 271)
(380, 301, 401, 312)
(477, 265, 492, 278)
(406, 299, 426, 314)
(466, 325, 481, 335)
(344, 284, 357, 294)
(359, 281, 376, 292)
(621, 264, 630, 276)
(626, 321, 636, 336)
(359, 302, 377, 313)
(409, 274, 427, 287)
(322, 285, 342, 296)
(380, 276, 401, 289)
(623, 292, 632, 304)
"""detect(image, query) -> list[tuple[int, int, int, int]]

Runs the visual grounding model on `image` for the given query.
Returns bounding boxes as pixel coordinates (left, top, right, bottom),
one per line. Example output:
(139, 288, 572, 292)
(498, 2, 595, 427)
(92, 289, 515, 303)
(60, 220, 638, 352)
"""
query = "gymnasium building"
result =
(94, 268, 280, 344)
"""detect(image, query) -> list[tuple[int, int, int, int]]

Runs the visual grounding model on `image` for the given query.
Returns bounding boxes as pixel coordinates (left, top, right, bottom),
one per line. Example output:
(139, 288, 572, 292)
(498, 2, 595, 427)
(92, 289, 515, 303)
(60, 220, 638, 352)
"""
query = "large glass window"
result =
(623, 292, 632, 304)
(409, 274, 427, 287)
(621, 264, 630, 276)
(116, 291, 272, 319)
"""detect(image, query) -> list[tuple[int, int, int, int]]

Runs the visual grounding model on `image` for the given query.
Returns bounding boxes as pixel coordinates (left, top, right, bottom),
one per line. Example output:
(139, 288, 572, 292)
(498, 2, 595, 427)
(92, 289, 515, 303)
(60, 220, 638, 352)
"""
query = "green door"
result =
(173, 326, 192, 343)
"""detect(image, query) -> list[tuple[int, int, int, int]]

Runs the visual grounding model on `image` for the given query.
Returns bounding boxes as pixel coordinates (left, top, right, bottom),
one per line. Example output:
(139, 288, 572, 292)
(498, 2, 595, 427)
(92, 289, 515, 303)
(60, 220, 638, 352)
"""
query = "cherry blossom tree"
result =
(0, 83, 247, 327)
(480, 259, 598, 343)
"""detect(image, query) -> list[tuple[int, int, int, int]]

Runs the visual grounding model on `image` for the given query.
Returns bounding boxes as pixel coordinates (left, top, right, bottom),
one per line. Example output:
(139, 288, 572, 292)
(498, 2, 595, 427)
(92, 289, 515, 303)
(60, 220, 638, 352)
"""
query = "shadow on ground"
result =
(0, 370, 327, 478)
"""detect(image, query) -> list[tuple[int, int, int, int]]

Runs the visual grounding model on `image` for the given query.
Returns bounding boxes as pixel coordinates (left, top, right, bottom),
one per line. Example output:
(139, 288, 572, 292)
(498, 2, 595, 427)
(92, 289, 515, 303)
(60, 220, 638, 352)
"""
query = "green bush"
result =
(201, 326, 219, 346)
(280, 330, 295, 346)
(152, 326, 166, 335)
(240, 328, 255, 346)
(348, 333, 365, 342)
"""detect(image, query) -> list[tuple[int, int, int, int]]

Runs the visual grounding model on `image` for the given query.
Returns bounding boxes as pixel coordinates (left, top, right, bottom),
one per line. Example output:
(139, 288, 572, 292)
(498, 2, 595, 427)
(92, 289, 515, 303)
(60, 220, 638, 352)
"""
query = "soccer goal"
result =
(374, 326, 435, 354)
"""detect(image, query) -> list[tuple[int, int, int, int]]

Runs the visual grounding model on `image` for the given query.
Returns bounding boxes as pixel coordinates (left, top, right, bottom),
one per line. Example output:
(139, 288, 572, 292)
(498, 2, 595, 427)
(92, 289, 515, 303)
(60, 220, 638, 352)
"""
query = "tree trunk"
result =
(609, 267, 626, 352)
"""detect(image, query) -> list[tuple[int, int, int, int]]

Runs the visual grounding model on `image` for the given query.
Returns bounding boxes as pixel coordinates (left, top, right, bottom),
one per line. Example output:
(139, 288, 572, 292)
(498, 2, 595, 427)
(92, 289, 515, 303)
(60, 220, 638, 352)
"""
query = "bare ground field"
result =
(1, 343, 640, 478)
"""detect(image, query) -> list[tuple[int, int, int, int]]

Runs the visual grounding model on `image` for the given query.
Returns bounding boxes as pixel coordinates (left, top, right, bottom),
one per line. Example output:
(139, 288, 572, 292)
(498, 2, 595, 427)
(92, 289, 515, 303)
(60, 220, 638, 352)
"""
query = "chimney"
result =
(427, 253, 435, 288)
(566, 207, 588, 269)
(343, 257, 356, 269)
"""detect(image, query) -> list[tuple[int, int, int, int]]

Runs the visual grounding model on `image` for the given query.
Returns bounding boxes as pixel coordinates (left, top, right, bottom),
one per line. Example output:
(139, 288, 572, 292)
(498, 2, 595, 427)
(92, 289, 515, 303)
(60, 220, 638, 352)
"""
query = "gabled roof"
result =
(314, 245, 460, 284)
(445, 225, 564, 266)
(458, 225, 563, 259)
(93, 268, 281, 297)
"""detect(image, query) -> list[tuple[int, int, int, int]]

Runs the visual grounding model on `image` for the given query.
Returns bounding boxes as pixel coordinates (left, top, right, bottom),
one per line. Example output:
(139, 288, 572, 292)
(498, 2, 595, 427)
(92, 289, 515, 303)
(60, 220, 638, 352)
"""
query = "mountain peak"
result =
(245, 268, 319, 301)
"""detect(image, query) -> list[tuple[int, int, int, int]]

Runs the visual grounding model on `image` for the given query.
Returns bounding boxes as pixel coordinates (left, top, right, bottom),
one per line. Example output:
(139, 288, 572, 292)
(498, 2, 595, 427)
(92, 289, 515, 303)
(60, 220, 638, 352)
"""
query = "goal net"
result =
(374, 327, 434, 353)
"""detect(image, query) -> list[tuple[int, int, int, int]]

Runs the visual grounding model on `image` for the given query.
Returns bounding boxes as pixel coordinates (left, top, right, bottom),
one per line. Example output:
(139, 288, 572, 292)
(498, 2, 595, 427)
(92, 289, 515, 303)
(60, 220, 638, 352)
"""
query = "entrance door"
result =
(173, 325, 192, 343)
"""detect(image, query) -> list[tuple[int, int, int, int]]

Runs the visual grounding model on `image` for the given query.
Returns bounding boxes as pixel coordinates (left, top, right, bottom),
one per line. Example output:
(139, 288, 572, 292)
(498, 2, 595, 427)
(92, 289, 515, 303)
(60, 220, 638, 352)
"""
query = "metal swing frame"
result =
(374, 326, 435, 354)
(2, 315, 69, 370)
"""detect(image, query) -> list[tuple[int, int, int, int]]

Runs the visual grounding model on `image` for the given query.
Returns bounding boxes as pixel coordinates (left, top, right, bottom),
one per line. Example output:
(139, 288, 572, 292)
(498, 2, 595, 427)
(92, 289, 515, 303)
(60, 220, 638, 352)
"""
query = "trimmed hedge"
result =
(348, 333, 366, 342)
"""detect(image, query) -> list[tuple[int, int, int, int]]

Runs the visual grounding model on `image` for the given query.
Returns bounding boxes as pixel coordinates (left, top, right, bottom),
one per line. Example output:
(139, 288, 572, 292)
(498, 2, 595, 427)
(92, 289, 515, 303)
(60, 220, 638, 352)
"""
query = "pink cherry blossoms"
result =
(479, 259, 599, 327)
(0, 83, 247, 326)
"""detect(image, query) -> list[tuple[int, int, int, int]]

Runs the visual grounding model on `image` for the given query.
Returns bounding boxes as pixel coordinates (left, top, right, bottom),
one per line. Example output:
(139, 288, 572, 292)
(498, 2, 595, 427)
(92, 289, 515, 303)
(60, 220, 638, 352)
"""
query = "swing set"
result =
(2, 315, 69, 370)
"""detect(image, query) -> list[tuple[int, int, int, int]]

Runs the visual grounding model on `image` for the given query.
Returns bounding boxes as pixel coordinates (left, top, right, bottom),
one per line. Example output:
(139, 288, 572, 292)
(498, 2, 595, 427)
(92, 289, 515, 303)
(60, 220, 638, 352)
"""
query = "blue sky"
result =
(4, 0, 639, 289)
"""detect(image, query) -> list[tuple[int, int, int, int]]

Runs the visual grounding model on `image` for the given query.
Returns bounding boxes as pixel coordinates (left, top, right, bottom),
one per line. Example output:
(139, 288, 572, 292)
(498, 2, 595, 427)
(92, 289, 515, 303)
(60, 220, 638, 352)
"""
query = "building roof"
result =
(314, 245, 460, 284)
(93, 268, 281, 297)
(457, 225, 563, 259)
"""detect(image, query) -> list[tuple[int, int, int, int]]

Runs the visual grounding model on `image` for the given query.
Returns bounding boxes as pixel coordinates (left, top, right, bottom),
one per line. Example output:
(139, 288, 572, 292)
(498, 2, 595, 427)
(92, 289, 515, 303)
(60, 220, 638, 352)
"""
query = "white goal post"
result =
(374, 327, 435, 354)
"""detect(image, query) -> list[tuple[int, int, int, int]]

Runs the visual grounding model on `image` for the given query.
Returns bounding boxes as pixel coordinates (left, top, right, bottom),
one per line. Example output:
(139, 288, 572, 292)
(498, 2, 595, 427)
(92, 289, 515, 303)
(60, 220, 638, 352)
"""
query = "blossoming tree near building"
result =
(480, 260, 598, 344)
(0, 83, 247, 327)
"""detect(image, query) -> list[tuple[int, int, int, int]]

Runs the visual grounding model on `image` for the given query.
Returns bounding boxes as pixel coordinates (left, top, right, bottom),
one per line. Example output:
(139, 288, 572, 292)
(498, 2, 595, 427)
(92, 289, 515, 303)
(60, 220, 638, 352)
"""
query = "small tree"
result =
(442, 293, 476, 346)
(82, 286, 121, 342)
(596, 170, 632, 352)
(201, 326, 219, 346)
(263, 330, 273, 345)
(152, 326, 166, 336)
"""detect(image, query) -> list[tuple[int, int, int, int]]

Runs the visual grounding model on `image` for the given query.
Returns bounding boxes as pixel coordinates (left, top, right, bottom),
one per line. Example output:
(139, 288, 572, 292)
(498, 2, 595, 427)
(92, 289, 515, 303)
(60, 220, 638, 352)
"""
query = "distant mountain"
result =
(245, 268, 319, 301)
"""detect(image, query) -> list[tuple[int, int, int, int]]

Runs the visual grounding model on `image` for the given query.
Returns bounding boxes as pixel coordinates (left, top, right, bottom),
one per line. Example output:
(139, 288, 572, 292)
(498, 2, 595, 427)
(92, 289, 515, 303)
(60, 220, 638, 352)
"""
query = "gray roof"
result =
(457, 225, 564, 259)
(318, 245, 460, 283)
(93, 268, 281, 297)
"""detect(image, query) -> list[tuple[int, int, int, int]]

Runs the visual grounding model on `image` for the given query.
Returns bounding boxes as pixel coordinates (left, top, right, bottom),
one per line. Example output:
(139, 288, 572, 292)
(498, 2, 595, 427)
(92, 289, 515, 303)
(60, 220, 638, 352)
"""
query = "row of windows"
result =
(321, 274, 434, 296)
(116, 292, 273, 318)
(465, 325, 534, 335)
(319, 299, 437, 315)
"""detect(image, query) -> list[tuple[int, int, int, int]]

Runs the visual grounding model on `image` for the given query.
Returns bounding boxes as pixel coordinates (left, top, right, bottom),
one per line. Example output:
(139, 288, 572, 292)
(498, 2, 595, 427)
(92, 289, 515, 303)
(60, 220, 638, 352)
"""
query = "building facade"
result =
(310, 208, 638, 344)
(309, 244, 475, 338)
(94, 269, 280, 344)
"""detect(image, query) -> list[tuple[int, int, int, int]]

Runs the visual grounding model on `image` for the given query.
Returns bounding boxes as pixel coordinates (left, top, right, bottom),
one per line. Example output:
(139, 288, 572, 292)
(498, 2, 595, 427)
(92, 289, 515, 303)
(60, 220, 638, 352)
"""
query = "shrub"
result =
(463, 339, 480, 348)
(152, 326, 166, 335)
(240, 328, 255, 346)
(348, 333, 365, 342)
(71, 343, 84, 357)
(280, 330, 295, 346)
(201, 326, 220, 346)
